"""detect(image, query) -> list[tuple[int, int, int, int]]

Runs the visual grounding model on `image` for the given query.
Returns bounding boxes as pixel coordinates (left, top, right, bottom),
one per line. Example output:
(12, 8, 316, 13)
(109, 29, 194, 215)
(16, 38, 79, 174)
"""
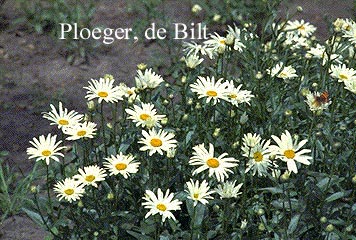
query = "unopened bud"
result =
(137, 63, 147, 71)
(325, 224, 334, 232)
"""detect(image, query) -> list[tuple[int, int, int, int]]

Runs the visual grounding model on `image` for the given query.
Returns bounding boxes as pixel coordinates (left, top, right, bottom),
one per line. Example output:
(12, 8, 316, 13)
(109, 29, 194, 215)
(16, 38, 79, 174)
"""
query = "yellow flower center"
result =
(298, 25, 305, 31)
(206, 158, 220, 168)
(77, 130, 87, 136)
(58, 119, 69, 125)
(64, 188, 74, 195)
(85, 175, 95, 182)
(140, 113, 151, 121)
(279, 72, 287, 78)
(156, 203, 167, 211)
(41, 150, 52, 156)
(339, 74, 348, 80)
(284, 149, 296, 159)
(193, 193, 199, 199)
(127, 90, 134, 95)
(253, 151, 263, 162)
(219, 39, 226, 45)
(206, 90, 218, 97)
(229, 93, 237, 99)
(98, 91, 109, 98)
(115, 163, 127, 170)
(150, 138, 162, 147)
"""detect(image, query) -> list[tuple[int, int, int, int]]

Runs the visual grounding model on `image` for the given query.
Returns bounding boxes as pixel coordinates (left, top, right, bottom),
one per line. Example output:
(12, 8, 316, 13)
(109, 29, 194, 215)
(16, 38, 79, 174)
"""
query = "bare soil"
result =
(0, 0, 353, 239)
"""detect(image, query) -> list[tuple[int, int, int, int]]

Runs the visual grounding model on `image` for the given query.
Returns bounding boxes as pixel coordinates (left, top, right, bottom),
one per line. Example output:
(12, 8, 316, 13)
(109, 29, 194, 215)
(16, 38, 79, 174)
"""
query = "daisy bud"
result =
(84, 114, 90, 122)
(281, 171, 290, 181)
(103, 74, 114, 81)
(352, 175, 356, 184)
(163, 99, 170, 106)
(182, 114, 189, 121)
(232, 141, 239, 149)
(191, 4, 202, 14)
(94, 232, 99, 237)
(168, 94, 174, 99)
(284, 109, 292, 116)
(107, 192, 115, 200)
(87, 100, 95, 111)
(312, 82, 318, 88)
(316, 123, 323, 129)
(187, 98, 193, 105)
(346, 225, 353, 232)
(258, 223, 266, 231)
(213, 14, 221, 22)
(301, 88, 310, 96)
(354, 119, 356, 125)
(137, 63, 147, 71)
(213, 128, 221, 137)
(257, 209, 265, 216)
(181, 76, 187, 84)
(339, 124, 347, 130)
(320, 216, 328, 223)
(240, 112, 248, 124)
(305, 53, 312, 59)
(230, 110, 236, 118)
(297, 6, 303, 12)
(315, 131, 322, 137)
(30, 185, 37, 193)
(255, 71, 263, 79)
(325, 224, 334, 232)
(161, 117, 168, 125)
(213, 204, 220, 212)
(195, 103, 202, 109)
(78, 200, 84, 208)
(106, 123, 113, 129)
(166, 147, 176, 158)
(333, 142, 341, 149)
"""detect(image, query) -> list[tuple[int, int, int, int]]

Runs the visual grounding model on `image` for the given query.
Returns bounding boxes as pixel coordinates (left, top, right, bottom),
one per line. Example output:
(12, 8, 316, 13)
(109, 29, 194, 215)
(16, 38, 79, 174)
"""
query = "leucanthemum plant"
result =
(23, 7, 356, 240)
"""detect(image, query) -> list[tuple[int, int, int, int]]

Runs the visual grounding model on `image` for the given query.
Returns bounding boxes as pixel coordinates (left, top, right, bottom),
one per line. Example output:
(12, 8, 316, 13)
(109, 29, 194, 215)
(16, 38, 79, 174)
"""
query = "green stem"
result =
(100, 102, 108, 156)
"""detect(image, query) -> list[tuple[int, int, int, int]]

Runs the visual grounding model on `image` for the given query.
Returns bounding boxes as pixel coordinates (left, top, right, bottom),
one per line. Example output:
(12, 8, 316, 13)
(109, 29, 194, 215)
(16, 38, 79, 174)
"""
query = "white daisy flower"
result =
(42, 102, 83, 129)
(224, 81, 254, 106)
(184, 54, 204, 69)
(267, 62, 298, 80)
(330, 64, 356, 82)
(226, 25, 246, 52)
(344, 79, 356, 94)
(118, 83, 137, 100)
(204, 32, 228, 55)
(342, 20, 356, 44)
(242, 133, 262, 148)
(190, 76, 229, 105)
(139, 129, 177, 156)
(182, 41, 214, 59)
(54, 178, 85, 203)
(27, 134, 66, 165)
(305, 91, 332, 112)
(269, 130, 312, 174)
(73, 165, 107, 188)
(185, 179, 215, 206)
(125, 102, 165, 129)
(135, 68, 164, 90)
(242, 139, 272, 177)
(63, 121, 97, 141)
(285, 19, 316, 38)
(189, 143, 239, 182)
(283, 32, 309, 50)
(84, 78, 123, 103)
(104, 153, 140, 179)
(215, 180, 243, 199)
(142, 188, 182, 222)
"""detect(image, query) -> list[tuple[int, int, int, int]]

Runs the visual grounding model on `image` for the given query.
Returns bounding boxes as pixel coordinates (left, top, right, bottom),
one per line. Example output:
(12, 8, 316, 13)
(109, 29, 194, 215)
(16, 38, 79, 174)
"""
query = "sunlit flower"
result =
(139, 129, 177, 156)
(103, 153, 140, 178)
(191, 4, 202, 14)
(42, 102, 83, 129)
(285, 20, 316, 37)
(185, 179, 215, 206)
(283, 32, 309, 49)
(267, 62, 298, 80)
(135, 68, 164, 90)
(242, 139, 272, 177)
(63, 121, 97, 140)
(215, 180, 243, 199)
(190, 76, 229, 105)
(142, 188, 182, 222)
(224, 81, 254, 106)
(125, 102, 165, 129)
(54, 178, 85, 203)
(27, 134, 66, 165)
(342, 20, 356, 44)
(184, 54, 204, 69)
(305, 91, 332, 112)
(118, 83, 137, 100)
(84, 78, 123, 103)
(330, 64, 356, 82)
(73, 165, 107, 188)
(307, 44, 326, 59)
(269, 130, 312, 174)
(333, 18, 354, 32)
(189, 143, 238, 182)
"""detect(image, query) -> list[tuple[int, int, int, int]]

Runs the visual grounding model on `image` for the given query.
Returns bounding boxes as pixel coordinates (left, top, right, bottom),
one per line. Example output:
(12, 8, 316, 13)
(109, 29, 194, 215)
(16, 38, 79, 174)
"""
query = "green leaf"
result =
(287, 214, 300, 235)
(127, 230, 154, 240)
(22, 207, 45, 227)
(259, 187, 283, 194)
(325, 191, 350, 203)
